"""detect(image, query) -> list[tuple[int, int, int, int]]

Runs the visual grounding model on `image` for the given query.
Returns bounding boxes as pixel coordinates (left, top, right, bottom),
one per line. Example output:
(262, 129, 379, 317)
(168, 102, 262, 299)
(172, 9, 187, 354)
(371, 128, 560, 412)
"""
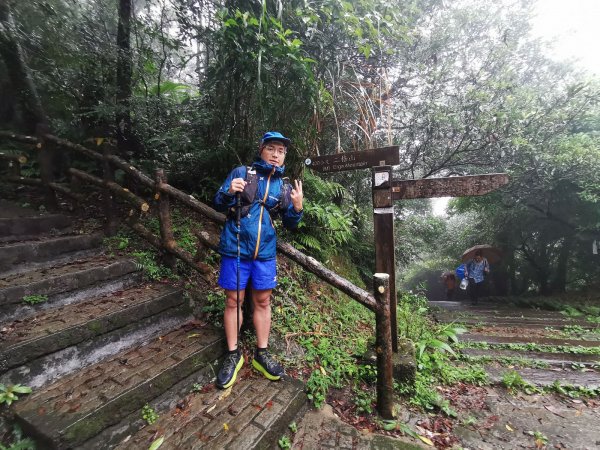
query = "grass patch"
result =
(22, 294, 48, 305)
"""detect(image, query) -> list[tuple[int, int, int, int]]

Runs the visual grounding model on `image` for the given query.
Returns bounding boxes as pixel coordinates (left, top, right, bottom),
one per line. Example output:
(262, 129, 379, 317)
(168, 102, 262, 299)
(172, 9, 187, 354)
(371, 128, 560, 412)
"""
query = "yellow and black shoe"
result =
(252, 349, 284, 381)
(216, 350, 243, 389)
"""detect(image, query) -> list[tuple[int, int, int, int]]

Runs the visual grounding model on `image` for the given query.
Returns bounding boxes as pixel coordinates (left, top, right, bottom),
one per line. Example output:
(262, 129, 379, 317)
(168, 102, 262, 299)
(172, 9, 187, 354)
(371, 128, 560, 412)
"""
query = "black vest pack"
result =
(230, 166, 292, 218)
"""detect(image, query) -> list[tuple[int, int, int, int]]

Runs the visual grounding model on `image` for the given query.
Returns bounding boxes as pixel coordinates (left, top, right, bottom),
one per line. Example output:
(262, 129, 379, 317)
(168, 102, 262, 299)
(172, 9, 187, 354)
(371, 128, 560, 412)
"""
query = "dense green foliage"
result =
(1, 0, 598, 291)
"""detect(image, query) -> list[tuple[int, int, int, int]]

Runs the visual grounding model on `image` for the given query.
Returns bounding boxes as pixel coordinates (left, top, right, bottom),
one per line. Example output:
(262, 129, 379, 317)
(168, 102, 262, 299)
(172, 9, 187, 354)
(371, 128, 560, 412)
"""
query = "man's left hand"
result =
(291, 179, 303, 212)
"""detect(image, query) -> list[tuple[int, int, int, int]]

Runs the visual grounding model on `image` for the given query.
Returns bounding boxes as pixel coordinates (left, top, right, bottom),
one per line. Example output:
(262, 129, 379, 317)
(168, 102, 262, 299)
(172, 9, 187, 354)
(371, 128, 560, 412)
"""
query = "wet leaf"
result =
(417, 435, 434, 446)
(218, 387, 232, 400)
(382, 420, 396, 431)
(148, 436, 164, 450)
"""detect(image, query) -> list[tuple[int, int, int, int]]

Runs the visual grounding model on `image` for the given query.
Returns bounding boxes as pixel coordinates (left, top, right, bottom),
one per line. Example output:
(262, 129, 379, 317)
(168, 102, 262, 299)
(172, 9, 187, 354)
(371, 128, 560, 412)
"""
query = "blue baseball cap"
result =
(260, 131, 291, 148)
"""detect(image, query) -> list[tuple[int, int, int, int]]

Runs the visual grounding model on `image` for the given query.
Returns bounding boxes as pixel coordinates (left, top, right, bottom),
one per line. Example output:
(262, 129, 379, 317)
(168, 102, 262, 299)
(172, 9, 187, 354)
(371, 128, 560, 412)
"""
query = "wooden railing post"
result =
(102, 145, 118, 236)
(374, 273, 394, 419)
(155, 168, 177, 269)
(35, 123, 57, 209)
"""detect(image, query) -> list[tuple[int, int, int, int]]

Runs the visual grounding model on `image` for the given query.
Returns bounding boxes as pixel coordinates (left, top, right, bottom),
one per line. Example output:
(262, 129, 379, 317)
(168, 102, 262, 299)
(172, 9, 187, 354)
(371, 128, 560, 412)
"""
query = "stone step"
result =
(461, 333, 600, 348)
(113, 369, 306, 450)
(14, 324, 225, 449)
(445, 318, 595, 330)
(0, 213, 72, 243)
(0, 283, 185, 374)
(0, 256, 140, 322)
(461, 348, 600, 367)
(0, 233, 104, 276)
(485, 365, 600, 389)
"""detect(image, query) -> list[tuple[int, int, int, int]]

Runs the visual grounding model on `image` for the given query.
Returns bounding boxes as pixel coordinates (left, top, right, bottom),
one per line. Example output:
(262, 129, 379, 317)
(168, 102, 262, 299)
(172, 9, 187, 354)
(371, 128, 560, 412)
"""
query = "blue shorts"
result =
(218, 257, 277, 291)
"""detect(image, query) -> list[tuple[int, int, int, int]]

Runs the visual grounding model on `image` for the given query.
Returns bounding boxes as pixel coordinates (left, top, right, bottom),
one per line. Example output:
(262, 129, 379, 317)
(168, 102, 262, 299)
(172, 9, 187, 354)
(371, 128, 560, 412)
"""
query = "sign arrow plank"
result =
(392, 173, 509, 200)
(305, 146, 399, 173)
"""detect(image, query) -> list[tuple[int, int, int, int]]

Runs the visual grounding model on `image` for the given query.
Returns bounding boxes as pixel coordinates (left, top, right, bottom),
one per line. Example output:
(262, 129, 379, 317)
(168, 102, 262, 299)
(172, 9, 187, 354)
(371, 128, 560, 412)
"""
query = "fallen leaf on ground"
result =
(223, 423, 229, 431)
(218, 387, 232, 400)
(506, 424, 514, 431)
(205, 404, 216, 414)
(148, 436, 164, 450)
(543, 405, 566, 418)
(417, 435, 434, 446)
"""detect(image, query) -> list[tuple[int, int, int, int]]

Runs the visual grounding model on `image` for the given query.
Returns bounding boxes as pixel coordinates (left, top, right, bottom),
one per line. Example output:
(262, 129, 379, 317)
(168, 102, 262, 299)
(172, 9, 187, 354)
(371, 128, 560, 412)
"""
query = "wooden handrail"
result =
(0, 129, 394, 416)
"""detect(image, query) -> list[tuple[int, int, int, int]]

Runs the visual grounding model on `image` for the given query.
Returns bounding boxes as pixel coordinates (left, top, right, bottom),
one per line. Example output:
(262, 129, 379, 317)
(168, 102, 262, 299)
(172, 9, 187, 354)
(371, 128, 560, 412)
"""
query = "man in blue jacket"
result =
(213, 131, 304, 389)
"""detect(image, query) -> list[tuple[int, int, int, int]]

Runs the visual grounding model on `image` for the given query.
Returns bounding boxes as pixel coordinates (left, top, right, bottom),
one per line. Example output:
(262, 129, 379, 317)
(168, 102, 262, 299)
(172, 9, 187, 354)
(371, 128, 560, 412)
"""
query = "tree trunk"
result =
(116, 0, 134, 157)
(0, 1, 47, 132)
(552, 236, 572, 293)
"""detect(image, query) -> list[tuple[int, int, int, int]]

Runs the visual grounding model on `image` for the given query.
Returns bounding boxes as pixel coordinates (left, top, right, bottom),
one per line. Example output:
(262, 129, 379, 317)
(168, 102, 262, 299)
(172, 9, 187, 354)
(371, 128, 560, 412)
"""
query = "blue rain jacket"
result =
(213, 159, 303, 261)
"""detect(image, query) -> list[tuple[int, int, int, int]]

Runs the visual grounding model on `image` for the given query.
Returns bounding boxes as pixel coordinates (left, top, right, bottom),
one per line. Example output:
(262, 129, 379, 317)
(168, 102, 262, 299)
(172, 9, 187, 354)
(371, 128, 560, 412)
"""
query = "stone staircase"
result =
(0, 200, 306, 449)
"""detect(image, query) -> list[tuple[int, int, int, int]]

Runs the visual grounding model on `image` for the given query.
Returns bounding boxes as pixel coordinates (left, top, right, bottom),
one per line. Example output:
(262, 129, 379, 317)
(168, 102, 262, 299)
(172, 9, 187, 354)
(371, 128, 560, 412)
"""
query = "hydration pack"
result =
(230, 166, 292, 218)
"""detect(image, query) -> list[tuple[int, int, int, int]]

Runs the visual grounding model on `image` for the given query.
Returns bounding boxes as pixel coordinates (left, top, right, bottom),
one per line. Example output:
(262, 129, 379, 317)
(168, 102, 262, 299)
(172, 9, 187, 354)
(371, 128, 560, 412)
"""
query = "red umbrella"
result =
(461, 244, 502, 264)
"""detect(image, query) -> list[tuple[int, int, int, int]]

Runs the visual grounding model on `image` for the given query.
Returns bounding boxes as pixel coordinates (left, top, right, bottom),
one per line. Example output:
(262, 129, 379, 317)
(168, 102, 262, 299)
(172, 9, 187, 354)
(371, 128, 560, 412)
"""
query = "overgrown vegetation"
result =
(21, 295, 47, 305)
(0, 384, 32, 406)
(141, 403, 159, 425)
(0, 424, 35, 450)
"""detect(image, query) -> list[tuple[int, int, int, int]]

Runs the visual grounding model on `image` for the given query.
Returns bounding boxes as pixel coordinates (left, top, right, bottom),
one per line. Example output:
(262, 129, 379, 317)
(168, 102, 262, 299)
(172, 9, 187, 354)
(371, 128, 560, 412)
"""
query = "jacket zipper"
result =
(253, 168, 275, 260)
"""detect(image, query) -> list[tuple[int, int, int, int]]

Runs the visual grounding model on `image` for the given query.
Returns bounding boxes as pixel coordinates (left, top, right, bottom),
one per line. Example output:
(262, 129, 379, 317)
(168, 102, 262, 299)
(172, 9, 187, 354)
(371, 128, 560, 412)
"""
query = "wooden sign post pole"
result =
(306, 149, 509, 354)
(372, 165, 398, 352)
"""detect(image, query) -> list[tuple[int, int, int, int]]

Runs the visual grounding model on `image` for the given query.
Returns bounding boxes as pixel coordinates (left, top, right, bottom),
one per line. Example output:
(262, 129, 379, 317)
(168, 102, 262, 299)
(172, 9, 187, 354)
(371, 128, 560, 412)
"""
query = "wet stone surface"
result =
(14, 324, 223, 447)
(115, 366, 306, 450)
(431, 298, 600, 449)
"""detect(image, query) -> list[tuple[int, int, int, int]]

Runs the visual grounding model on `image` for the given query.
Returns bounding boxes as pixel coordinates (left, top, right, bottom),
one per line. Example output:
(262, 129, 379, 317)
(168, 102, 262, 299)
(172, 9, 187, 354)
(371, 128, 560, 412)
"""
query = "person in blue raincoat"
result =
(464, 250, 489, 305)
(212, 131, 304, 389)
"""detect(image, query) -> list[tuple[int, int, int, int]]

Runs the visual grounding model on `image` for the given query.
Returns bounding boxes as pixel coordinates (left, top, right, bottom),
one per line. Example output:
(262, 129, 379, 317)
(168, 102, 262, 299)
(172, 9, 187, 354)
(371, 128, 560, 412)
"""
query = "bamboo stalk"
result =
(68, 168, 149, 212)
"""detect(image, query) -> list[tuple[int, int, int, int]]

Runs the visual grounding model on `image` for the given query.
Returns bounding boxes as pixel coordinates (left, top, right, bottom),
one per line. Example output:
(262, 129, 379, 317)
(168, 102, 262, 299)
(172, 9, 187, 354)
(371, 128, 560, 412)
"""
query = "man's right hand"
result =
(228, 177, 246, 195)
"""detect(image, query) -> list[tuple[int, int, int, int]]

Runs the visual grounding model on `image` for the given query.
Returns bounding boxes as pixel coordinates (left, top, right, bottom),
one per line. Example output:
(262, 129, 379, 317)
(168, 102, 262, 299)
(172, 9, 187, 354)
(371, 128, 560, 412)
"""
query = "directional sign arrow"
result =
(305, 146, 399, 173)
(392, 173, 509, 200)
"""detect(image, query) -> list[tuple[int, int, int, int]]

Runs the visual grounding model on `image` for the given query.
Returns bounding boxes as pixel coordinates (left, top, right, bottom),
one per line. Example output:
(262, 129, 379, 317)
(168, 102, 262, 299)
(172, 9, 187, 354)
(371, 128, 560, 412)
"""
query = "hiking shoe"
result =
(252, 349, 284, 381)
(216, 351, 243, 389)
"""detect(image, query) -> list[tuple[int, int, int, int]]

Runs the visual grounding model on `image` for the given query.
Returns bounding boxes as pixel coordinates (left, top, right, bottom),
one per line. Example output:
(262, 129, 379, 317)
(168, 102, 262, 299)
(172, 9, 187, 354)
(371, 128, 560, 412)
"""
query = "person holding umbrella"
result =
(464, 249, 490, 305)
(213, 131, 304, 389)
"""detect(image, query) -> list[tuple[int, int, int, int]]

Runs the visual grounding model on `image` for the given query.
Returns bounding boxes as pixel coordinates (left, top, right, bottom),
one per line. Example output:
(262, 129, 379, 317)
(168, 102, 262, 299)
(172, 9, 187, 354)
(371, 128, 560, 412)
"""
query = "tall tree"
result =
(116, 0, 134, 156)
(0, 0, 47, 132)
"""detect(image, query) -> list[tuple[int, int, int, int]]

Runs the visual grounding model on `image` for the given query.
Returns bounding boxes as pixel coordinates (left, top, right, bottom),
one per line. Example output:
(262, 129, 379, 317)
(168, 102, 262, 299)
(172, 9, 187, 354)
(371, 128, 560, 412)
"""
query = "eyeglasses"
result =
(263, 144, 287, 156)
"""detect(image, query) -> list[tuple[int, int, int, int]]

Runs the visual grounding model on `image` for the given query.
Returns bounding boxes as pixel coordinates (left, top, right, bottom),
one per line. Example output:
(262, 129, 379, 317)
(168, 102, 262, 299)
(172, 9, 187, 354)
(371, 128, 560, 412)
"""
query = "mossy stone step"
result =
(0, 233, 104, 275)
(0, 256, 138, 307)
(115, 372, 306, 450)
(461, 333, 600, 347)
(14, 325, 224, 449)
(461, 347, 600, 366)
(0, 284, 185, 372)
(0, 214, 72, 240)
(485, 365, 600, 389)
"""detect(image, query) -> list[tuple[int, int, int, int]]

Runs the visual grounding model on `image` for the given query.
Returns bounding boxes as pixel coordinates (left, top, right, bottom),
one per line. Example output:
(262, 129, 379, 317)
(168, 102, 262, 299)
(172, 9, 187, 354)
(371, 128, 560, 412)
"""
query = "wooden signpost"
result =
(306, 147, 508, 352)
